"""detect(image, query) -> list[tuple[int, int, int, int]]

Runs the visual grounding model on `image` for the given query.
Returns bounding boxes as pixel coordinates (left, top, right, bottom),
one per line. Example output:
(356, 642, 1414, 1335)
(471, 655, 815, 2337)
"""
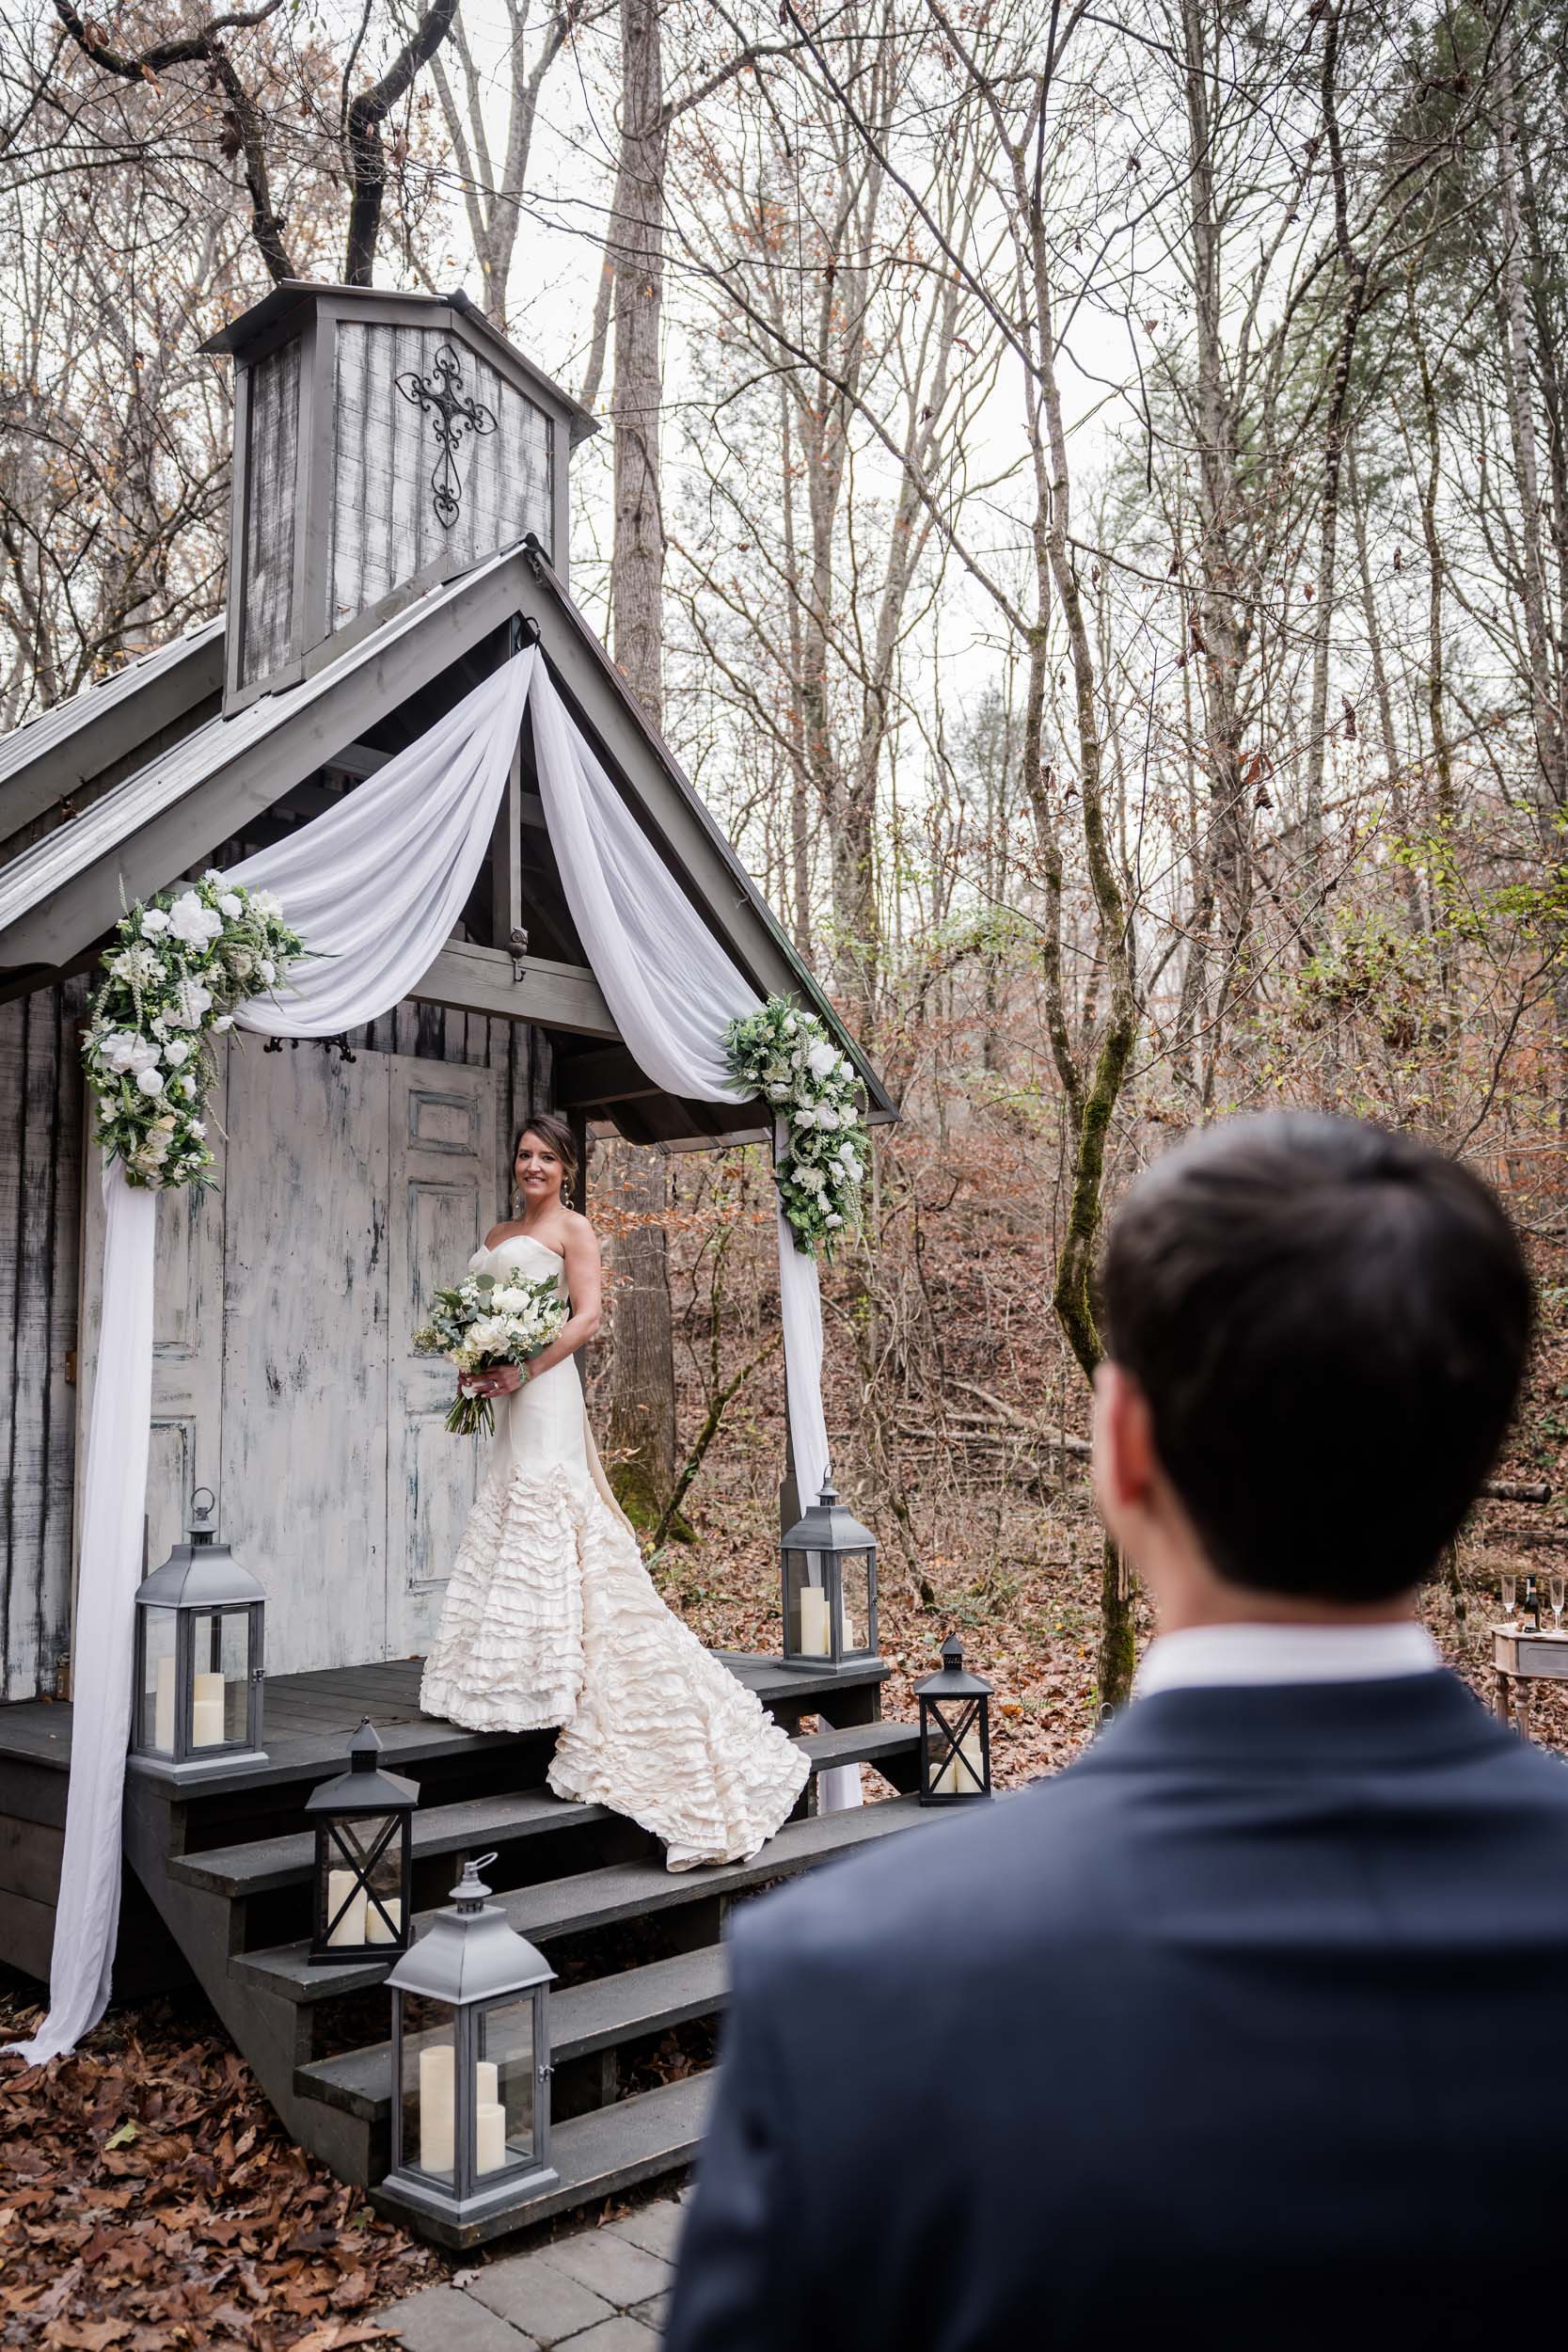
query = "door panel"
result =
(219, 1043, 390, 1675)
(386, 1057, 498, 1656)
(76, 1057, 228, 1605)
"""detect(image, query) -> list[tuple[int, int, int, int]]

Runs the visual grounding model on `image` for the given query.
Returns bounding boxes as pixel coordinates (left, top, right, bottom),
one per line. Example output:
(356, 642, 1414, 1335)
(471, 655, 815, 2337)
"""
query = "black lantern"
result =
(130, 1487, 266, 1781)
(306, 1719, 419, 1964)
(379, 1855, 557, 2235)
(915, 1633, 993, 1804)
(779, 1483, 879, 1674)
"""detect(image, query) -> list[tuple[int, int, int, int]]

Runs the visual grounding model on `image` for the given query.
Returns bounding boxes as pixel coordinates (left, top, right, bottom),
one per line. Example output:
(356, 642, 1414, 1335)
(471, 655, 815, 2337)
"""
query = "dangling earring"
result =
(512, 1185, 523, 1216)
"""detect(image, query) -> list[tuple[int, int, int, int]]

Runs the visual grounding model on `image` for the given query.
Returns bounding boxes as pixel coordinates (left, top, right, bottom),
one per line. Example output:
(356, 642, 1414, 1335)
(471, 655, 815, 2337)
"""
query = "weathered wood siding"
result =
(331, 322, 554, 629)
(2, 987, 552, 1701)
(0, 981, 85, 1704)
(238, 336, 300, 691)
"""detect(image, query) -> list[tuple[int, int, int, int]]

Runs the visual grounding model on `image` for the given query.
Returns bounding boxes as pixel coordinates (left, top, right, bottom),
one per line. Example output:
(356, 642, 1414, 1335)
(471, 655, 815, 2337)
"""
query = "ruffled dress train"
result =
(419, 1235, 808, 1867)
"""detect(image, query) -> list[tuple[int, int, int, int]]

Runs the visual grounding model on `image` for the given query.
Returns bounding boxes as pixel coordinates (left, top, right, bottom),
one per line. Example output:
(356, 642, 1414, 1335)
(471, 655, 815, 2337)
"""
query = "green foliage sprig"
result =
(724, 996, 870, 1256)
(84, 873, 305, 1189)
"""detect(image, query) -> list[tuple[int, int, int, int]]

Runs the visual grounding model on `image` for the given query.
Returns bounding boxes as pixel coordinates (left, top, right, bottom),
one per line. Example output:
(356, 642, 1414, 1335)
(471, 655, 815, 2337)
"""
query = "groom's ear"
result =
(1092, 1361, 1158, 1534)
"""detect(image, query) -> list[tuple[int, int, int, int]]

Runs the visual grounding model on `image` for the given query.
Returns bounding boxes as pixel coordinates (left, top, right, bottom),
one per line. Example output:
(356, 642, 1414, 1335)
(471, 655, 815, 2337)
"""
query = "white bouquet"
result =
(413, 1266, 570, 1436)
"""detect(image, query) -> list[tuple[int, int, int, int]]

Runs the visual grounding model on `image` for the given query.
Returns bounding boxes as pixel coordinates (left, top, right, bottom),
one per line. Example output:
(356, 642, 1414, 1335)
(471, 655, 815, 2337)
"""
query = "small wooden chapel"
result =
(0, 282, 927, 2233)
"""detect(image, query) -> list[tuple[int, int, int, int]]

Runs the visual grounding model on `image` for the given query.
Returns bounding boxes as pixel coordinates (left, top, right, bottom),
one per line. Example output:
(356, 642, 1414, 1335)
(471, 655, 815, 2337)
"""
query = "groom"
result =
(666, 1114, 1568, 2349)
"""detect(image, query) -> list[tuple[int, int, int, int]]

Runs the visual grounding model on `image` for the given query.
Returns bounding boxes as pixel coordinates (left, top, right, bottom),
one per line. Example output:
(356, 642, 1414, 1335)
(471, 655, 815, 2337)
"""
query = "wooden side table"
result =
(1492, 1624, 1568, 1733)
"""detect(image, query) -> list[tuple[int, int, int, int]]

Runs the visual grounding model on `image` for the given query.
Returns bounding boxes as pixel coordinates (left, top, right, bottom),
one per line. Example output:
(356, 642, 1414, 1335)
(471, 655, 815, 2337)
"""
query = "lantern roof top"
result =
(913, 1632, 994, 1699)
(781, 1482, 876, 1558)
(135, 1492, 265, 1611)
(385, 1857, 553, 2005)
(199, 280, 598, 449)
(304, 1717, 420, 1816)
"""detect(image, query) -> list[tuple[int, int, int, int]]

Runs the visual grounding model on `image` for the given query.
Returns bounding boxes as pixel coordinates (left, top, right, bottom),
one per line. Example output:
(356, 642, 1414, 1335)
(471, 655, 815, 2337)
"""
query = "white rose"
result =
(172, 978, 213, 1027)
(166, 890, 214, 946)
(259, 958, 277, 986)
(796, 1166, 825, 1194)
(767, 1084, 788, 1102)
(816, 1104, 841, 1131)
(783, 1014, 798, 1034)
(844, 1155, 863, 1183)
(251, 889, 283, 922)
(218, 892, 244, 918)
(101, 1031, 139, 1073)
(135, 1066, 166, 1096)
(128, 1037, 161, 1073)
(180, 1076, 197, 1098)
(827, 1213, 844, 1228)
(139, 908, 169, 937)
(211, 1013, 232, 1033)
(163, 1040, 192, 1067)
(793, 1106, 816, 1129)
(806, 1040, 838, 1080)
(203, 868, 225, 883)
(188, 1120, 207, 1139)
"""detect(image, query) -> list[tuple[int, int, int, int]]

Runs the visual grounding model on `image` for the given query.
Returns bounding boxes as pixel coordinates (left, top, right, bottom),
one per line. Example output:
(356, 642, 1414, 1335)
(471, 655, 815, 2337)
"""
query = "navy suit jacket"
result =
(665, 1673, 1568, 2350)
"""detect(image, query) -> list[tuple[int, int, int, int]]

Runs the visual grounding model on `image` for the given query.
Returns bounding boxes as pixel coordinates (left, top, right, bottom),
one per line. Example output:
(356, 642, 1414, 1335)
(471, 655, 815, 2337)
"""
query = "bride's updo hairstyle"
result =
(513, 1111, 585, 1208)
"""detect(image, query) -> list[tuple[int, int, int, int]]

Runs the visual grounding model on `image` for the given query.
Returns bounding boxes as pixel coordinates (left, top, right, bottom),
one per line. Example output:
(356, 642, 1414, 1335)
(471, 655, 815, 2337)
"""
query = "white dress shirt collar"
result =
(1134, 1619, 1442, 1700)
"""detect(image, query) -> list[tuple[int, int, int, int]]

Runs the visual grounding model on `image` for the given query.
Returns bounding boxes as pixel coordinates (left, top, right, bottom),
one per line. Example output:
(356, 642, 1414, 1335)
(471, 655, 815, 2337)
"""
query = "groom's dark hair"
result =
(1099, 1113, 1532, 1601)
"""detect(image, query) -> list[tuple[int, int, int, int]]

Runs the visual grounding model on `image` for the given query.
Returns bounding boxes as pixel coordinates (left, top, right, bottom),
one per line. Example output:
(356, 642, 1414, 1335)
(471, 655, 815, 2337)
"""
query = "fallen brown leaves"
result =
(0, 1987, 441, 2350)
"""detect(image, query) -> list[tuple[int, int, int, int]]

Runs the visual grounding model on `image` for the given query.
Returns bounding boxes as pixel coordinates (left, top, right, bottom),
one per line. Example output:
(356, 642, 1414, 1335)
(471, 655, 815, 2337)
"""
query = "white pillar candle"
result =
(799, 1586, 831, 1655)
(476, 2100, 508, 2176)
(934, 1729, 983, 1795)
(476, 2059, 499, 2106)
(419, 2044, 455, 2172)
(191, 1671, 227, 1748)
(841, 1613, 861, 1653)
(153, 1654, 176, 1751)
(365, 1894, 404, 1945)
(326, 1868, 369, 1947)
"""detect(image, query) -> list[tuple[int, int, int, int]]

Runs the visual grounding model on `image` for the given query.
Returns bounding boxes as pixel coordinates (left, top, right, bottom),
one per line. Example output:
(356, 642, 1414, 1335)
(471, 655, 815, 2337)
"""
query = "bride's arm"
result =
(467, 1217, 602, 1395)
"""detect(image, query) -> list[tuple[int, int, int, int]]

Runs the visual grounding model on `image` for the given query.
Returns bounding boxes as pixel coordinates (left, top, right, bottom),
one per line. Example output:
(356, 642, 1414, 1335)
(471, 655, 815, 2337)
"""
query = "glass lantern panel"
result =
(325, 1815, 404, 1947)
(139, 1607, 179, 1756)
(403, 2005, 457, 2182)
(479, 1996, 537, 2171)
(187, 1610, 251, 1748)
(927, 1703, 984, 1795)
(784, 1548, 832, 1657)
(837, 1549, 873, 1655)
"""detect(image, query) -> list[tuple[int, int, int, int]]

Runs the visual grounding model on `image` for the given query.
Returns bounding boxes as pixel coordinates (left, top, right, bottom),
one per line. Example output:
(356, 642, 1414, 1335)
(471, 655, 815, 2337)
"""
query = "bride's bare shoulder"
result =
(482, 1217, 525, 1250)
(557, 1208, 599, 1254)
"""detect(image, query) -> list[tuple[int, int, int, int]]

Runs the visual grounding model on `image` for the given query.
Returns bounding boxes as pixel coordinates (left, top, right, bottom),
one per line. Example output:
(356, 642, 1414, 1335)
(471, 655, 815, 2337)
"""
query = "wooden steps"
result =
(299, 1945, 729, 2123)
(238, 1790, 927, 2006)
(68, 1649, 940, 2245)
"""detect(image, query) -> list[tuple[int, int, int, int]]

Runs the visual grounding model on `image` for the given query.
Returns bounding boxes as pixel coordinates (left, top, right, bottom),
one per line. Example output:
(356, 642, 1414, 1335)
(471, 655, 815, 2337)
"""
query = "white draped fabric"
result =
(10, 646, 852, 2066)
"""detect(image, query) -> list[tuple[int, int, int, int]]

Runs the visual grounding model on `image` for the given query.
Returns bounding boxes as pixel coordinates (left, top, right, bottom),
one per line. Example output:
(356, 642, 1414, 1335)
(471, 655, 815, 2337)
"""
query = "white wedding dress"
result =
(419, 1233, 809, 1867)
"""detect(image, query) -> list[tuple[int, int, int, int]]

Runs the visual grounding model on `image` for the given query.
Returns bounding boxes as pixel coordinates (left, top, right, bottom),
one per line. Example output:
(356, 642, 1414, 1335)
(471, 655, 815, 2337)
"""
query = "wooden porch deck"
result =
(0, 1645, 937, 2245)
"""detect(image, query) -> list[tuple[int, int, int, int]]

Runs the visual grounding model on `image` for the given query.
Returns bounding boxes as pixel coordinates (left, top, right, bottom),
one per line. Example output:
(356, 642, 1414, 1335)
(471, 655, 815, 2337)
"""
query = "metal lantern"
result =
(306, 1719, 419, 1964)
(915, 1633, 993, 1804)
(379, 1854, 558, 2234)
(130, 1487, 266, 1780)
(779, 1483, 879, 1674)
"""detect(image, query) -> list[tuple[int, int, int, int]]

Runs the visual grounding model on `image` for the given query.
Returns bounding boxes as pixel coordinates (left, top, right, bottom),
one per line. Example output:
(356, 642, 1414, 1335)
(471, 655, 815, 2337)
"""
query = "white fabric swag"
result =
(11, 648, 848, 2066)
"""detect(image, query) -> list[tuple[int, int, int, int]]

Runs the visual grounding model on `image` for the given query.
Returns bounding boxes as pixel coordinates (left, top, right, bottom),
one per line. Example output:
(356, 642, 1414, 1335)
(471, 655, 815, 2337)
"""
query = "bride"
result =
(419, 1115, 809, 1870)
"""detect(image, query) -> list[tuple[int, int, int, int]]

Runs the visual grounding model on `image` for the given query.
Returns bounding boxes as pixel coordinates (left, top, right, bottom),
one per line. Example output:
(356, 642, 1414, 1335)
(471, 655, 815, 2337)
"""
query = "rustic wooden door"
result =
(77, 1040, 503, 1676)
(385, 1054, 498, 1658)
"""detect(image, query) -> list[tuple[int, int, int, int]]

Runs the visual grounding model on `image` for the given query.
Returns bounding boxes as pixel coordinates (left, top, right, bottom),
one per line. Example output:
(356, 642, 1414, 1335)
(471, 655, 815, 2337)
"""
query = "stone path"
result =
(372, 2190, 687, 2350)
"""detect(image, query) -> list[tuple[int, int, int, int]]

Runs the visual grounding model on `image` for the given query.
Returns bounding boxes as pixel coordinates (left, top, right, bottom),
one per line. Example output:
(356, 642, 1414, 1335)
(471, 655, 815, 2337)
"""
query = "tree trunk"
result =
(604, 0, 676, 1530)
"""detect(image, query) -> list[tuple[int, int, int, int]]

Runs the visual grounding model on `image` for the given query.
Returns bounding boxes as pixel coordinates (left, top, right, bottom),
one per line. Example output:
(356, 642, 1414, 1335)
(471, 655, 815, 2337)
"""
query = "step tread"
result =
(372, 2072, 714, 2247)
(298, 1946, 729, 2122)
(173, 1723, 920, 1899)
(237, 1791, 931, 2004)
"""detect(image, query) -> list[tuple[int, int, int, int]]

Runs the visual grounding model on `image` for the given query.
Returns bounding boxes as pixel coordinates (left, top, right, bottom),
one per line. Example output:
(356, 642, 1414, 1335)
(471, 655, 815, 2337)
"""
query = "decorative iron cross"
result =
(394, 343, 498, 529)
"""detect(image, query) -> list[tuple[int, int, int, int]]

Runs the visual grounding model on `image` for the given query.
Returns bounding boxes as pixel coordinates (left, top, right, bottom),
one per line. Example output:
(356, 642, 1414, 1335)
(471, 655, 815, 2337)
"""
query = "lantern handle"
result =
(190, 1485, 217, 1541)
(451, 1851, 499, 1907)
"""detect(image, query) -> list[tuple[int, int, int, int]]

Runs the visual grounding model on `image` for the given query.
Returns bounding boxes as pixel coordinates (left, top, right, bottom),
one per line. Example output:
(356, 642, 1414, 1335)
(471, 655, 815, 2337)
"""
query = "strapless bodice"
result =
(471, 1232, 567, 1293)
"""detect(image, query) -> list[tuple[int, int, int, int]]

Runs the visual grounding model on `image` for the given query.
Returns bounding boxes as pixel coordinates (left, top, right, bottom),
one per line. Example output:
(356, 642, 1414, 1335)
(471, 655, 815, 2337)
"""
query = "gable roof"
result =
(0, 545, 895, 1127)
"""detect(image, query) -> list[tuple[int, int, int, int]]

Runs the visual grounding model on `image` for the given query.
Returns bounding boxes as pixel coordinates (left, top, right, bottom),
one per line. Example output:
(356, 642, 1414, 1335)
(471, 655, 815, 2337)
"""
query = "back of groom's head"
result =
(1099, 1113, 1532, 1602)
